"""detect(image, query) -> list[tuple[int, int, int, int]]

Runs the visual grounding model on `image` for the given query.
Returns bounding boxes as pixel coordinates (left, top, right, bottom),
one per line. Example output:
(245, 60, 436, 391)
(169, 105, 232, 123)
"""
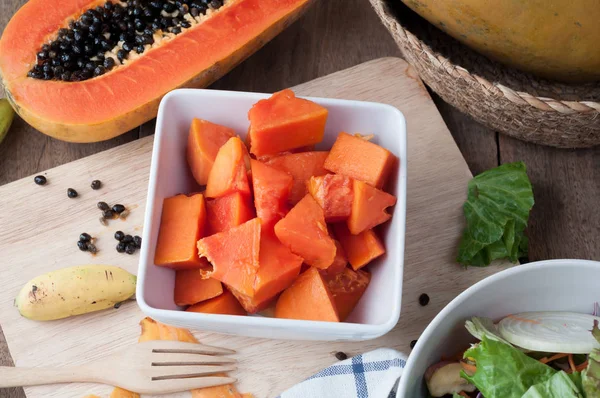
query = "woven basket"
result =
(370, 0, 600, 148)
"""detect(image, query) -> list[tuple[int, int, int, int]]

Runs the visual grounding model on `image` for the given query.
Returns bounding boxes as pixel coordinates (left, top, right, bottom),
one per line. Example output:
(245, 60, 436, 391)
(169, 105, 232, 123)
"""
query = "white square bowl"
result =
(137, 88, 407, 341)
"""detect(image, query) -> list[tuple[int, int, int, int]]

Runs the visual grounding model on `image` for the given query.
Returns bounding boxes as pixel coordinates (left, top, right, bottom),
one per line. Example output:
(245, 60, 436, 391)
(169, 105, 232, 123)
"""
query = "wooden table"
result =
(0, 0, 598, 397)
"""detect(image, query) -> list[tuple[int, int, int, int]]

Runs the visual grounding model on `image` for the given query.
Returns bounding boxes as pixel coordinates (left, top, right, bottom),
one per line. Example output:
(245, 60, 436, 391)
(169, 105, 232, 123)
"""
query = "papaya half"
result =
(400, 0, 600, 82)
(0, 0, 313, 142)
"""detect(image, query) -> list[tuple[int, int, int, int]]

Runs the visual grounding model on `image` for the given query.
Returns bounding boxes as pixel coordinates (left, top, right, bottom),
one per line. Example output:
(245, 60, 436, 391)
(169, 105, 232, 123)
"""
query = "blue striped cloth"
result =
(278, 348, 407, 398)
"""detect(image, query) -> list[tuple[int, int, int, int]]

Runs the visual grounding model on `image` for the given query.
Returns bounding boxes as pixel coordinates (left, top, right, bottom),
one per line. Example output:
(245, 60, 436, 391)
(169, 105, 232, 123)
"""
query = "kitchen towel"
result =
(278, 348, 407, 398)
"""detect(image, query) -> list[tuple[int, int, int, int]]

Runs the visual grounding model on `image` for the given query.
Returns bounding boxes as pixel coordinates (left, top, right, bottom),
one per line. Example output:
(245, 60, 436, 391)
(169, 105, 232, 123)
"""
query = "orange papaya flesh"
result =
(187, 119, 236, 186)
(347, 179, 397, 235)
(274, 194, 336, 269)
(265, 151, 329, 204)
(109, 388, 141, 398)
(334, 223, 385, 270)
(174, 270, 223, 306)
(307, 174, 353, 222)
(206, 137, 251, 199)
(321, 240, 348, 276)
(0, 0, 313, 142)
(197, 218, 261, 297)
(205, 192, 255, 235)
(323, 267, 370, 321)
(186, 290, 247, 316)
(154, 193, 207, 270)
(232, 232, 303, 313)
(250, 159, 293, 229)
(324, 132, 396, 189)
(275, 267, 340, 322)
(248, 89, 328, 156)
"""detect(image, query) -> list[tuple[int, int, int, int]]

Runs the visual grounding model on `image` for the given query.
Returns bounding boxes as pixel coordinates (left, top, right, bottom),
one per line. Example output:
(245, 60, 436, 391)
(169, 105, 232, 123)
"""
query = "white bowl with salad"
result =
(397, 259, 600, 398)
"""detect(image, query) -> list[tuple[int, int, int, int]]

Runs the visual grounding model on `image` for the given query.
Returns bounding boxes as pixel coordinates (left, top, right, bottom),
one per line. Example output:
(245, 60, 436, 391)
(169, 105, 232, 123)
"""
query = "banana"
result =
(0, 98, 15, 144)
(15, 265, 137, 321)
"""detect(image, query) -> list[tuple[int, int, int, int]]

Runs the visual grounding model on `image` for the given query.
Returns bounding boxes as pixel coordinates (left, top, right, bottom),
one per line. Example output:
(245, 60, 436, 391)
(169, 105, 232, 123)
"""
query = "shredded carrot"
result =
(575, 360, 589, 372)
(458, 392, 469, 398)
(568, 354, 577, 373)
(540, 353, 569, 364)
(460, 361, 477, 375)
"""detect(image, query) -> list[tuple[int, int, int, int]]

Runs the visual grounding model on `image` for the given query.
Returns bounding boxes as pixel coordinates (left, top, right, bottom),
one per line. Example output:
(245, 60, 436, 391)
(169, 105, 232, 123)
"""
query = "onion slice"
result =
(498, 311, 600, 354)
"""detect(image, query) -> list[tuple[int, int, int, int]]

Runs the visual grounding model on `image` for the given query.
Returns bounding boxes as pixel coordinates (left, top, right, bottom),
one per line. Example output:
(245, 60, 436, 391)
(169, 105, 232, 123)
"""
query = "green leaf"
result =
(583, 349, 600, 398)
(457, 162, 534, 266)
(461, 336, 555, 398)
(522, 371, 584, 398)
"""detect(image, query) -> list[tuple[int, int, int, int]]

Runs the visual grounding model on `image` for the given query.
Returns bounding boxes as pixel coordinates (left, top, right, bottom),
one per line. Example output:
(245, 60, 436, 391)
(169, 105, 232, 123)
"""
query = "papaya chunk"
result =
(206, 137, 251, 199)
(321, 240, 348, 276)
(307, 174, 353, 222)
(186, 291, 247, 316)
(324, 267, 371, 321)
(205, 192, 255, 235)
(248, 89, 328, 156)
(347, 180, 397, 235)
(187, 118, 236, 186)
(138, 317, 198, 343)
(266, 151, 329, 205)
(232, 232, 303, 313)
(334, 224, 385, 270)
(274, 194, 336, 269)
(109, 388, 140, 398)
(275, 267, 339, 322)
(324, 132, 396, 189)
(250, 159, 293, 229)
(197, 218, 261, 297)
(154, 193, 207, 270)
(174, 270, 223, 306)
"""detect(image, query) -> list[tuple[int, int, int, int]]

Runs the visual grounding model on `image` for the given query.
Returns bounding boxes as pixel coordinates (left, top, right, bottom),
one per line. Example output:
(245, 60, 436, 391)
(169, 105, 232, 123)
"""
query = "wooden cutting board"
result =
(0, 58, 503, 398)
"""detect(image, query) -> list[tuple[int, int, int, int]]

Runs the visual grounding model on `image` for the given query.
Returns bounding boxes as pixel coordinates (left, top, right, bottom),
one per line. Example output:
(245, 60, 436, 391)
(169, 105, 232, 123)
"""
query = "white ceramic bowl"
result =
(137, 88, 407, 341)
(398, 259, 600, 397)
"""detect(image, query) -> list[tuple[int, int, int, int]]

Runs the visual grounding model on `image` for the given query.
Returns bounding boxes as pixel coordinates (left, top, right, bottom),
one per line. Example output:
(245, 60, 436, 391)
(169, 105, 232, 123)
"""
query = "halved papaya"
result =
(265, 151, 329, 204)
(323, 267, 370, 321)
(250, 159, 293, 229)
(174, 270, 223, 306)
(307, 174, 353, 222)
(347, 180, 397, 235)
(0, 0, 313, 142)
(247, 89, 328, 156)
(205, 192, 255, 235)
(324, 133, 396, 189)
(333, 223, 385, 270)
(187, 119, 236, 186)
(274, 194, 336, 269)
(154, 193, 207, 270)
(197, 218, 261, 297)
(206, 137, 251, 199)
(186, 291, 247, 316)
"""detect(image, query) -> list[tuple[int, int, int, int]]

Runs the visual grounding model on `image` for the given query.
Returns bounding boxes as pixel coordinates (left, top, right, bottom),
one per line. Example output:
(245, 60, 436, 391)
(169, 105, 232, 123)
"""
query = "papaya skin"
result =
(0, 0, 314, 142)
(401, 0, 600, 82)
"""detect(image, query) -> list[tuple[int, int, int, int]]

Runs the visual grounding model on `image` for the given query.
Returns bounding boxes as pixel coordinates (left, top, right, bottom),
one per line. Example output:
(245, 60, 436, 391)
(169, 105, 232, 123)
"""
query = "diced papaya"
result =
(334, 224, 385, 270)
(321, 240, 348, 276)
(138, 317, 198, 343)
(266, 151, 329, 205)
(274, 194, 336, 269)
(324, 132, 396, 189)
(197, 218, 261, 297)
(109, 388, 140, 398)
(324, 267, 371, 321)
(205, 192, 255, 235)
(256, 145, 316, 161)
(206, 137, 251, 199)
(191, 383, 249, 398)
(307, 174, 353, 222)
(154, 193, 207, 270)
(186, 291, 247, 316)
(187, 118, 236, 186)
(248, 89, 328, 156)
(250, 159, 293, 229)
(347, 180, 397, 234)
(232, 232, 303, 313)
(174, 270, 223, 306)
(275, 267, 339, 322)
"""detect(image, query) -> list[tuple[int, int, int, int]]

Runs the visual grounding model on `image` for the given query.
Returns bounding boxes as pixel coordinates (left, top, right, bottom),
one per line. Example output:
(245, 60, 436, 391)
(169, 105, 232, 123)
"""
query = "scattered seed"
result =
(419, 293, 430, 306)
(79, 232, 92, 242)
(91, 180, 102, 190)
(77, 240, 88, 251)
(334, 352, 348, 361)
(87, 242, 98, 254)
(116, 241, 127, 253)
(112, 204, 126, 214)
(133, 235, 142, 248)
(114, 301, 123, 309)
(114, 230, 125, 241)
(34, 175, 47, 185)
(102, 209, 115, 219)
(97, 201, 110, 211)
(410, 339, 418, 349)
(67, 188, 78, 198)
(122, 234, 133, 243)
(99, 216, 108, 226)
(125, 243, 136, 254)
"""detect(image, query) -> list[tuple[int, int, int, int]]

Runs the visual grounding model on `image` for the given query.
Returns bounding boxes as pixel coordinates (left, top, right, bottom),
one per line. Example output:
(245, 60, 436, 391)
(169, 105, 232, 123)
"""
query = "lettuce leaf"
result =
(583, 321, 600, 397)
(461, 336, 555, 398)
(457, 162, 534, 266)
(522, 371, 584, 398)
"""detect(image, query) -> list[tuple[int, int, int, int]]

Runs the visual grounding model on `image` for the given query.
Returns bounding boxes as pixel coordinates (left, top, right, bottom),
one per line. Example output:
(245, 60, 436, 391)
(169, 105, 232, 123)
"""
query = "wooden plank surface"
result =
(0, 57, 503, 398)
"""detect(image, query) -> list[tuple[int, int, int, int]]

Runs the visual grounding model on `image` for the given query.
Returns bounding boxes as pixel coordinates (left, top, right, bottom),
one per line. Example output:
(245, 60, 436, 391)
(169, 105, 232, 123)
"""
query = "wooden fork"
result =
(0, 341, 237, 394)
